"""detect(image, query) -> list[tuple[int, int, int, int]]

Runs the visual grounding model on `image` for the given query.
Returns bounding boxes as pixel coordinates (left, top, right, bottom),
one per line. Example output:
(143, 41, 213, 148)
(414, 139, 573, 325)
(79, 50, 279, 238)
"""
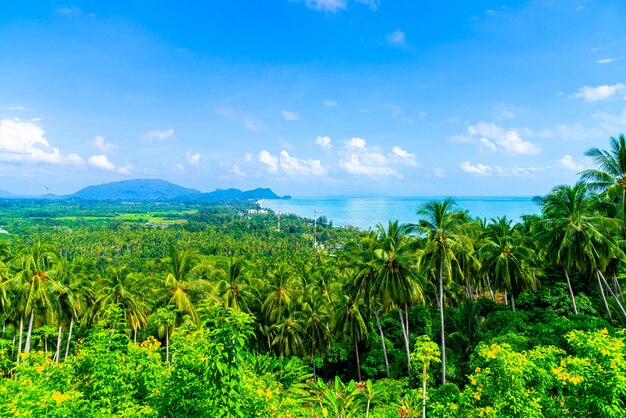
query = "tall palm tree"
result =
(479, 217, 533, 311)
(160, 246, 212, 326)
(213, 257, 259, 312)
(412, 198, 469, 384)
(302, 292, 331, 378)
(15, 242, 58, 354)
(371, 221, 423, 374)
(96, 265, 150, 341)
(333, 292, 368, 381)
(535, 182, 624, 317)
(580, 134, 626, 225)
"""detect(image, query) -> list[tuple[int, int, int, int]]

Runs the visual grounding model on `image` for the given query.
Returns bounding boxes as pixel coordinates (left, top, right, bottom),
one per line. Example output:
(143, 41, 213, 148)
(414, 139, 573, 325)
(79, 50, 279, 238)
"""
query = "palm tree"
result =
(479, 217, 533, 311)
(96, 265, 149, 341)
(160, 246, 212, 326)
(580, 134, 626, 225)
(412, 198, 469, 384)
(262, 262, 299, 325)
(302, 292, 331, 378)
(14, 242, 58, 354)
(535, 182, 625, 318)
(333, 292, 368, 381)
(213, 257, 259, 312)
(371, 221, 423, 374)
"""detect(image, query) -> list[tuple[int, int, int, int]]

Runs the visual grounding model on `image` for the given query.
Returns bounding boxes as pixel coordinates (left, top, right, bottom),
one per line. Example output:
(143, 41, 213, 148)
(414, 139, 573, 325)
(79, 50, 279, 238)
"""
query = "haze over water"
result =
(261, 196, 540, 230)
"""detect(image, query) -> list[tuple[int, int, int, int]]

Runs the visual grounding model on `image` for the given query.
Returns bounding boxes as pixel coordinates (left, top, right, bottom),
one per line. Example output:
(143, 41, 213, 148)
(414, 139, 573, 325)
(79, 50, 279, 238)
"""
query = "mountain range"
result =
(1, 179, 289, 201)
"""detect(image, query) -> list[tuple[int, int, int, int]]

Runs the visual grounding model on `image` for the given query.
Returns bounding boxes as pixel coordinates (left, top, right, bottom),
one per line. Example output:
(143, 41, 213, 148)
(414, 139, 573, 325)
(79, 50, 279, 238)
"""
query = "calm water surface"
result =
(260, 196, 540, 230)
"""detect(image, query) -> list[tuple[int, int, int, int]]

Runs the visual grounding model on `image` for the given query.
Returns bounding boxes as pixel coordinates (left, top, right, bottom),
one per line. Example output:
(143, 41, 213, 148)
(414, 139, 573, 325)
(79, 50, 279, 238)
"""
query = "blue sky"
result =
(1, 0, 626, 196)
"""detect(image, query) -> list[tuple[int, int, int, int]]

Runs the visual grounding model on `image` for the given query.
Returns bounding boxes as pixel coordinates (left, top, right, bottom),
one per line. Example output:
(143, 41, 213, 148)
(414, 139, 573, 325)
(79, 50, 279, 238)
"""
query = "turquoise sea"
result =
(259, 196, 540, 230)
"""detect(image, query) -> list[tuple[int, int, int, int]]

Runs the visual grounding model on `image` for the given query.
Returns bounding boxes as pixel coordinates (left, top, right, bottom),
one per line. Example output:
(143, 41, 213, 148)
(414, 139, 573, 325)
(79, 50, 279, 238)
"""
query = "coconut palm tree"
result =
(580, 134, 626, 225)
(479, 217, 533, 311)
(411, 198, 469, 384)
(535, 182, 624, 317)
(333, 292, 368, 381)
(302, 292, 331, 378)
(213, 257, 259, 312)
(160, 246, 212, 326)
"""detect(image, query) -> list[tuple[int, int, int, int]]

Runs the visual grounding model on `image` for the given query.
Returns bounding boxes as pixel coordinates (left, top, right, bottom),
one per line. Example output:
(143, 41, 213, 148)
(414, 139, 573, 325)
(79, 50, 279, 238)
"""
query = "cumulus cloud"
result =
(315, 135, 333, 150)
(387, 29, 406, 45)
(571, 83, 626, 102)
(279, 151, 327, 176)
(389, 146, 419, 166)
(91, 136, 117, 153)
(281, 110, 299, 121)
(0, 118, 84, 166)
(243, 152, 253, 162)
(467, 121, 540, 155)
(345, 137, 367, 149)
(460, 161, 492, 175)
(140, 128, 174, 142)
(243, 118, 263, 132)
(88, 154, 115, 171)
(185, 151, 201, 166)
(258, 150, 279, 173)
(117, 164, 134, 175)
(338, 138, 401, 178)
(230, 164, 246, 177)
(559, 155, 585, 171)
(258, 150, 326, 176)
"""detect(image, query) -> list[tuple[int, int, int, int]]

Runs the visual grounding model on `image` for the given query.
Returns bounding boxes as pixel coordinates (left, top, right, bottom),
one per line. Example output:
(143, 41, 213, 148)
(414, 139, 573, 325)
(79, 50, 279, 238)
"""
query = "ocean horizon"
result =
(259, 196, 541, 230)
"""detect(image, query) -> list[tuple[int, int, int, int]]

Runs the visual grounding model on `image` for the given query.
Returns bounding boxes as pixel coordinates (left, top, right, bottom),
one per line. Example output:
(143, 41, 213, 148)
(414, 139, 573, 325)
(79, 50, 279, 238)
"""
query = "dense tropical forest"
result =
(2, 137, 626, 417)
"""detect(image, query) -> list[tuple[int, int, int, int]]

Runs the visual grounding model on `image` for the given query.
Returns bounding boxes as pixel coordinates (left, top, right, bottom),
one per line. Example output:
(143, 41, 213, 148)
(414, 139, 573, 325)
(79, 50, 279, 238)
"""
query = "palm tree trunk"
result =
(422, 364, 427, 418)
(312, 349, 317, 379)
(532, 269, 537, 292)
(354, 335, 362, 382)
(375, 307, 390, 378)
(510, 293, 516, 312)
(134, 327, 137, 343)
(438, 257, 446, 385)
(598, 271, 626, 320)
(597, 271, 613, 320)
(564, 269, 578, 315)
(1, 319, 4, 339)
(612, 273, 625, 304)
(166, 327, 170, 362)
(17, 315, 23, 359)
(24, 310, 34, 353)
(398, 308, 411, 375)
(64, 317, 74, 359)
(486, 274, 495, 301)
(54, 324, 63, 362)
(503, 290, 508, 305)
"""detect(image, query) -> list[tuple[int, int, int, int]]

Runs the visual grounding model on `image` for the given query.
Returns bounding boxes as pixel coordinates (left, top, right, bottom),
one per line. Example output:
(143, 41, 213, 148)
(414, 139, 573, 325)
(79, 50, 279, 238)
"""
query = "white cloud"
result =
(460, 161, 492, 175)
(597, 58, 615, 64)
(338, 139, 401, 178)
(117, 164, 133, 175)
(243, 118, 263, 132)
(91, 136, 117, 153)
(387, 29, 406, 45)
(185, 151, 201, 166)
(57, 6, 82, 16)
(303, 0, 347, 12)
(230, 164, 246, 177)
(571, 83, 626, 102)
(258, 150, 327, 176)
(258, 150, 279, 173)
(323, 99, 337, 107)
(467, 121, 540, 155)
(389, 146, 419, 166)
(493, 102, 517, 120)
(433, 168, 446, 178)
(140, 128, 174, 142)
(345, 137, 367, 149)
(279, 150, 327, 176)
(315, 135, 333, 150)
(494, 166, 547, 176)
(390, 105, 413, 122)
(559, 155, 584, 171)
(281, 110, 299, 121)
(88, 154, 115, 171)
(243, 152, 253, 162)
(0, 118, 84, 166)
(479, 137, 497, 152)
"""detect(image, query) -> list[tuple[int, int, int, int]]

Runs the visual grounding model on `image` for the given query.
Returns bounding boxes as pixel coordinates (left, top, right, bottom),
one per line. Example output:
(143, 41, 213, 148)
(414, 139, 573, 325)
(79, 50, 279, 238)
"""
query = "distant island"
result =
(0, 179, 289, 202)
